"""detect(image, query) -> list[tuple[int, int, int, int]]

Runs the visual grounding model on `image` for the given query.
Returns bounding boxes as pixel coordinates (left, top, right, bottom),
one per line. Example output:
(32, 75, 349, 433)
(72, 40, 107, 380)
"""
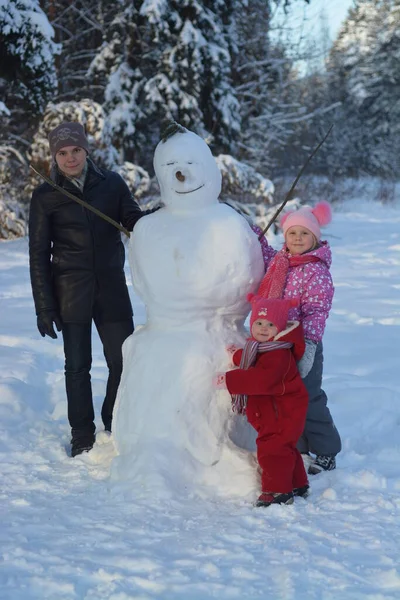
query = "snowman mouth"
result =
(175, 184, 205, 194)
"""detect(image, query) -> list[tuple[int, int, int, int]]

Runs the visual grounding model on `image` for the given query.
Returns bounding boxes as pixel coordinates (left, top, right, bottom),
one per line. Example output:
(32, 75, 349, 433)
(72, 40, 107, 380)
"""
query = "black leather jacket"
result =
(29, 159, 144, 323)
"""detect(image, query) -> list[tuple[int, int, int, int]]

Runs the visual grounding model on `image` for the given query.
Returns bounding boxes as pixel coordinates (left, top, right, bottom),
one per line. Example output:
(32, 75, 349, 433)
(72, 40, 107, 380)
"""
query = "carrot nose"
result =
(175, 171, 185, 182)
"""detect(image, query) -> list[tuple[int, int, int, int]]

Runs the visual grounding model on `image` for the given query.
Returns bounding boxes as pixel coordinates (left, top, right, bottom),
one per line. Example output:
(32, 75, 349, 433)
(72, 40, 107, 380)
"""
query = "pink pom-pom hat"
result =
(280, 200, 332, 241)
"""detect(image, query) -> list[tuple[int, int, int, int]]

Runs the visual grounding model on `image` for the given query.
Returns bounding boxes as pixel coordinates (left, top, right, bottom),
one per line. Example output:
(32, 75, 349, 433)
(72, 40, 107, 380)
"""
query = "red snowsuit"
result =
(226, 322, 309, 494)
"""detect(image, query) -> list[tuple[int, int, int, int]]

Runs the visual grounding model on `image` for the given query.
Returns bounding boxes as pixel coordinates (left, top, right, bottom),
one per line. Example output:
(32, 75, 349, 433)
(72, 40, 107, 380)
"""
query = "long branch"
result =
(29, 165, 130, 239)
(258, 124, 333, 240)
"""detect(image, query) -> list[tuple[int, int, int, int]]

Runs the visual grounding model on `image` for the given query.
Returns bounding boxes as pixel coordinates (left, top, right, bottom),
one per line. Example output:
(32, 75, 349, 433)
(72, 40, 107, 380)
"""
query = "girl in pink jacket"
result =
(256, 201, 341, 474)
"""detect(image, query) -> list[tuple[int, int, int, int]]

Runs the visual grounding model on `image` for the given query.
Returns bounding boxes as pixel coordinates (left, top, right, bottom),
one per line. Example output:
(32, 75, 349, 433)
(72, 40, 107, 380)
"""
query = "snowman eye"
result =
(166, 162, 176, 166)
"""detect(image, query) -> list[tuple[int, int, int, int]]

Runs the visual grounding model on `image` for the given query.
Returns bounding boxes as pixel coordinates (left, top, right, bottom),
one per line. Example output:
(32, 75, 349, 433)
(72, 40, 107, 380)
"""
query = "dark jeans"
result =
(62, 318, 134, 435)
(297, 342, 342, 457)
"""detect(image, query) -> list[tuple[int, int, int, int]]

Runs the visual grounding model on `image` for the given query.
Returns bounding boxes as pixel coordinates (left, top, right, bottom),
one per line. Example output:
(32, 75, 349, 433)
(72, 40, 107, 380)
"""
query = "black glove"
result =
(37, 310, 63, 339)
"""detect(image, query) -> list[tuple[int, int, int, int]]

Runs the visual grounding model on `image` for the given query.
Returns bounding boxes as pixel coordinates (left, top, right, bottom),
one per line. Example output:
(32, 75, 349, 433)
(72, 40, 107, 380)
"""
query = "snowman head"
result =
(154, 124, 221, 211)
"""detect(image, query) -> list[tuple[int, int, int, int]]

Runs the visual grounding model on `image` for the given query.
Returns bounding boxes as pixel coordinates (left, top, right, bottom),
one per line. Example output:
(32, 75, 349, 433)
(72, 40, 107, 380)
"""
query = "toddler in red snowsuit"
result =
(214, 296, 309, 507)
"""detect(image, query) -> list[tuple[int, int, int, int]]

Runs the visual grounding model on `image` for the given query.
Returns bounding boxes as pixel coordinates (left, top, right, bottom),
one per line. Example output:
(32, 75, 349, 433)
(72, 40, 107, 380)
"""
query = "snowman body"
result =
(111, 130, 264, 497)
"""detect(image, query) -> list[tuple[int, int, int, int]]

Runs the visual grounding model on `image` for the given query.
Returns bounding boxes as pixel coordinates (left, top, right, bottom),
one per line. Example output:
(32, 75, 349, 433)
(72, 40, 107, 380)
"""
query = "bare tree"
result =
(42, 0, 118, 102)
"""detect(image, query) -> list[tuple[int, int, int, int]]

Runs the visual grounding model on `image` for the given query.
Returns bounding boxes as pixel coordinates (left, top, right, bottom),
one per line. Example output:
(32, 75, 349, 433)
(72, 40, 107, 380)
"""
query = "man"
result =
(29, 122, 148, 457)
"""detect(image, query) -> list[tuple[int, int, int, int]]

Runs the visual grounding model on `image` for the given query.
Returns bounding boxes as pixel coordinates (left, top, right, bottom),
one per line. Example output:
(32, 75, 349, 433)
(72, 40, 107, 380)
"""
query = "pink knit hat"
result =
(248, 295, 298, 334)
(280, 201, 332, 241)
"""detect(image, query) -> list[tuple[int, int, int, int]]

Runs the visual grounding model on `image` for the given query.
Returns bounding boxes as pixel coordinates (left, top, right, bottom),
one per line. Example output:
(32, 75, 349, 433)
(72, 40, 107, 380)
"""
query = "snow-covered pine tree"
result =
(216, 153, 274, 206)
(233, 0, 319, 175)
(0, 143, 27, 240)
(234, 0, 291, 173)
(0, 0, 59, 115)
(328, 0, 400, 176)
(89, 0, 243, 169)
(0, 1, 59, 238)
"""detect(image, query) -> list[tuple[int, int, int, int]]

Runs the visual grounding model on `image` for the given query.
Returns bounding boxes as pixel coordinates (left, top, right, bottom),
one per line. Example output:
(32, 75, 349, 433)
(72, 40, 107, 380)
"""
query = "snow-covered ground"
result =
(1, 198, 399, 599)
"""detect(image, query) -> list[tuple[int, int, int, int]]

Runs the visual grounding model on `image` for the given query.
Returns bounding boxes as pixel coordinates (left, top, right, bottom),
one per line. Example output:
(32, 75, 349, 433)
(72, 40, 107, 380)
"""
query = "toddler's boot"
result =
(255, 491, 294, 508)
(293, 484, 310, 498)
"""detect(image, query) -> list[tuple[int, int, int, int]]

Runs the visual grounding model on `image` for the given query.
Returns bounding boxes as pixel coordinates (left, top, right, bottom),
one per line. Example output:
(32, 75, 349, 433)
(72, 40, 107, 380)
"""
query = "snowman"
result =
(111, 124, 265, 499)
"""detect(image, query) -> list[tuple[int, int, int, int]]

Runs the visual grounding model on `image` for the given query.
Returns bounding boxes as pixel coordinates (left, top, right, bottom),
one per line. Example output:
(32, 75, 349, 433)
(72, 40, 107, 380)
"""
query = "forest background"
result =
(0, 0, 398, 239)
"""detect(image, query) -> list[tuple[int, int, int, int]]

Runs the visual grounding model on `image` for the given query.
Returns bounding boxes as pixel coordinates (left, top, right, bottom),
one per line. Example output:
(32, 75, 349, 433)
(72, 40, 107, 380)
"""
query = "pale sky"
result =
(271, 0, 355, 71)
(295, 0, 355, 40)
(328, 0, 355, 38)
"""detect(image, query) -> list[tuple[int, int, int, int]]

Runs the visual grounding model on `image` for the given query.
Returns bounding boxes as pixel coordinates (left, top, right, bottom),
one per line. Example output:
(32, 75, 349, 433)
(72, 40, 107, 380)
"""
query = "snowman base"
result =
(110, 127, 265, 500)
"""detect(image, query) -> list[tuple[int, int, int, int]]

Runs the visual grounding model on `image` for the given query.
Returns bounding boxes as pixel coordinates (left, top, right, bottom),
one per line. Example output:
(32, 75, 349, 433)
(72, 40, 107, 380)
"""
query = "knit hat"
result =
(48, 122, 89, 158)
(248, 295, 298, 334)
(280, 201, 332, 241)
